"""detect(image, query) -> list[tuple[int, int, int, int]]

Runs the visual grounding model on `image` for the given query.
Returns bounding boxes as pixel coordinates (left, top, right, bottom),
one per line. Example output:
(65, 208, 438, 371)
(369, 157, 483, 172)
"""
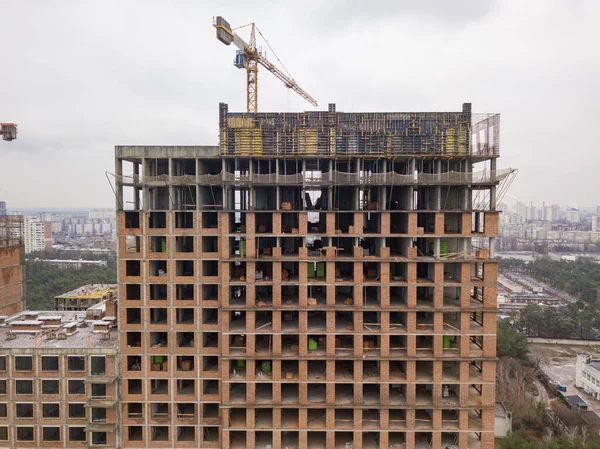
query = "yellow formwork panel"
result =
(446, 128, 456, 154)
(298, 128, 317, 153)
(234, 129, 262, 155)
(328, 128, 336, 154)
(227, 117, 255, 129)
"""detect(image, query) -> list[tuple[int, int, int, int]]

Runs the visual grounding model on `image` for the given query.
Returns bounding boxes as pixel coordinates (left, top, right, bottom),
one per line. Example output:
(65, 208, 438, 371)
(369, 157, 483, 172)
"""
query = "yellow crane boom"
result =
(0, 123, 17, 141)
(214, 16, 318, 113)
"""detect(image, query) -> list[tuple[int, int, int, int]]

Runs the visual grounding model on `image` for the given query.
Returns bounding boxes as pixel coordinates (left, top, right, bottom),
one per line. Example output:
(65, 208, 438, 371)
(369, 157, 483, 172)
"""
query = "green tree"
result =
(497, 319, 529, 361)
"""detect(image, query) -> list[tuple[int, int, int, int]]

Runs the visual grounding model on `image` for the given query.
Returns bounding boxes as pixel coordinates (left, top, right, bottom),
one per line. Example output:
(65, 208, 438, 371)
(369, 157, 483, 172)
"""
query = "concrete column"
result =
(490, 157, 497, 211)
(115, 158, 123, 209)
(381, 159, 388, 210)
(489, 237, 496, 258)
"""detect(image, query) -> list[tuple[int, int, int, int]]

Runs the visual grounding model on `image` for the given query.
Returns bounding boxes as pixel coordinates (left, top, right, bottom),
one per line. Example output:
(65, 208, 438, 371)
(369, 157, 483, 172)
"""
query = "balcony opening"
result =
(279, 286, 299, 308)
(335, 360, 353, 380)
(203, 260, 219, 277)
(281, 383, 299, 404)
(256, 431, 273, 449)
(389, 384, 406, 405)
(125, 211, 140, 228)
(416, 361, 433, 382)
(151, 426, 169, 442)
(335, 432, 354, 449)
(126, 284, 141, 300)
(335, 285, 354, 307)
(176, 403, 196, 419)
(256, 408, 273, 428)
(202, 211, 218, 229)
(202, 284, 218, 301)
(175, 236, 194, 253)
(176, 332, 194, 348)
(149, 211, 166, 228)
(282, 408, 298, 428)
(127, 332, 141, 347)
(128, 379, 142, 395)
(201, 236, 218, 254)
(149, 236, 167, 253)
(92, 407, 107, 422)
(176, 308, 194, 325)
(175, 211, 194, 229)
(230, 383, 246, 404)
(150, 379, 169, 395)
(42, 379, 59, 395)
(176, 260, 194, 277)
(390, 336, 407, 356)
(16, 427, 34, 441)
(307, 408, 326, 428)
(308, 431, 326, 447)
(177, 379, 195, 395)
(230, 431, 246, 449)
(91, 383, 106, 398)
(41, 356, 58, 371)
(149, 332, 168, 348)
(128, 426, 143, 441)
(126, 308, 141, 324)
(177, 426, 195, 442)
(177, 356, 194, 372)
(307, 360, 326, 380)
(91, 356, 106, 376)
(308, 384, 326, 403)
(363, 361, 380, 380)
(203, 356, 218, 372)
(364, 286, 380, 307)
(389, 286, 406, 307)
(149, 308, 168, 325)
(125, 261, 141, 278)
(176, 284, 194, 301)
(127, 356, 142, 371)
(149, 260, 167, 277)
(68, 379, 85, 395)
(16, 403, 34, 418)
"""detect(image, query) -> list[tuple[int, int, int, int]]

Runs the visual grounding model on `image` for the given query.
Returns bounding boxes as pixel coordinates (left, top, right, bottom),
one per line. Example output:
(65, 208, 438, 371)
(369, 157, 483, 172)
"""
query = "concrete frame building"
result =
(115, 102, 502, 449)
(0, 302, 118, 448)
(0, 215, 25, 316)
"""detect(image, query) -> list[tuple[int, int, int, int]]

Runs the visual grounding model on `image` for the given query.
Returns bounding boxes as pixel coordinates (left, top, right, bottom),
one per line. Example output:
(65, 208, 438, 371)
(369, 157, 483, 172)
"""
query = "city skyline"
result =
(2, 0, 599, 208)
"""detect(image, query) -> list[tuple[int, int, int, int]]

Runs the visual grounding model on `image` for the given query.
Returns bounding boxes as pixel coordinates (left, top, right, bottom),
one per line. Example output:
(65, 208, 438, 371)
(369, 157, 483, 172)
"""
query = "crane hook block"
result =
(1, 123, 17, 141)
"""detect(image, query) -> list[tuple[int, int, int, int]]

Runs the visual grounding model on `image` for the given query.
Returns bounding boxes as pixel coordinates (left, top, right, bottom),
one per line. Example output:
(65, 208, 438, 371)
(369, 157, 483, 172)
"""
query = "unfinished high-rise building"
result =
(115, 102, 506, 449)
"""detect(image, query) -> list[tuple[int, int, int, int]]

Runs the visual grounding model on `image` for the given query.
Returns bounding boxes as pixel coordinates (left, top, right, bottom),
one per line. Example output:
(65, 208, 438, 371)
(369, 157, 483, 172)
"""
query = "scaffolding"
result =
(0, 215, 23, 248)
(219, 103, 500, 157)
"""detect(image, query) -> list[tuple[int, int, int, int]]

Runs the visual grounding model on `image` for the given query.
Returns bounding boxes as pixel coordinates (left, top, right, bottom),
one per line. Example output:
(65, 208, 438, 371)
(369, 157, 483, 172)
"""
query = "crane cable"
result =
(254, 26, 294, 81)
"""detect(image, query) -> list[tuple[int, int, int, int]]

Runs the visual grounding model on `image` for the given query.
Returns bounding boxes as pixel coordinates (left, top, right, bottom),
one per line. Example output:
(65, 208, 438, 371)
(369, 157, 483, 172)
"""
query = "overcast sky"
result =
(1, 0, 598, 210)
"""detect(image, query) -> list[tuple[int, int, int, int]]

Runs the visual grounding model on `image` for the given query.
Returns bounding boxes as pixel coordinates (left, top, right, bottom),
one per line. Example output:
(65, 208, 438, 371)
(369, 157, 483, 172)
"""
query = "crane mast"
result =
(213, 16, 317, 113)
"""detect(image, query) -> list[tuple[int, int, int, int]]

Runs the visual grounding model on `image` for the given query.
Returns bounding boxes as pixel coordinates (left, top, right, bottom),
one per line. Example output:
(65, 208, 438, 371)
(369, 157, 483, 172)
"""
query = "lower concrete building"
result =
(0, 300, 118, 448)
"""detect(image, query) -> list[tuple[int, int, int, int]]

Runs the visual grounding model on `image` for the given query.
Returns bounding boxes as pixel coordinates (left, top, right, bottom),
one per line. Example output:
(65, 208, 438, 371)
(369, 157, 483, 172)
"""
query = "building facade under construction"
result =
(115, 102, 506, 449)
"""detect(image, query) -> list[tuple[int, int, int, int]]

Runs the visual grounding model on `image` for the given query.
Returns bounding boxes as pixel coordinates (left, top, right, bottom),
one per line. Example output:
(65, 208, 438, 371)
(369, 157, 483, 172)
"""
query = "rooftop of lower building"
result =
(0, 306, 117, 350)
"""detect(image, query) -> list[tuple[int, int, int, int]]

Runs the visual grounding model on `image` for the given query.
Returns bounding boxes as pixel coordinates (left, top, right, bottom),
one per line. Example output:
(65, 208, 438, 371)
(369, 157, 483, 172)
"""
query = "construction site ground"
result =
(530, 342, 600, 412)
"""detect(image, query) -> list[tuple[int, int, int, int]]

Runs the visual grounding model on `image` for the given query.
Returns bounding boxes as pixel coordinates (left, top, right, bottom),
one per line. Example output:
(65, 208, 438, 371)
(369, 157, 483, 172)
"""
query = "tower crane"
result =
(0, 123, 17, 141)
(213, 16, 318, 113)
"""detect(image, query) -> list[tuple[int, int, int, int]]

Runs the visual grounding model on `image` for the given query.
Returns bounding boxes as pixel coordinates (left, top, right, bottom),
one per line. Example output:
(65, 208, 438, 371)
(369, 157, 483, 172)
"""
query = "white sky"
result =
(0, 0, 599, 209)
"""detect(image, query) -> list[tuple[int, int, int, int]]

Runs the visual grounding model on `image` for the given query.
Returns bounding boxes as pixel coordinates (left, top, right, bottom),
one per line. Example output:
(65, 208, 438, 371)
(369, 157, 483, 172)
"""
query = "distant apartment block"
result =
(23, 216, 52, 254)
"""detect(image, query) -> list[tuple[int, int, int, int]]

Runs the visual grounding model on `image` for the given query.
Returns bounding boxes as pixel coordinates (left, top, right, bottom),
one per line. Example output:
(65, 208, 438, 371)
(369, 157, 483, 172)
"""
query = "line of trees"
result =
(24, 250, 116, 310)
